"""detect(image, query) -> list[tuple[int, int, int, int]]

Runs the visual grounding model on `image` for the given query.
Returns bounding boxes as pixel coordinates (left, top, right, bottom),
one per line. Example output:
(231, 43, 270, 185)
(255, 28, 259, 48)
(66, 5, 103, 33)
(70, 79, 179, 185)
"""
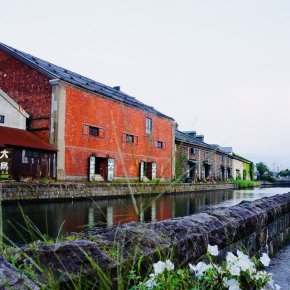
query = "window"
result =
(0, 115, 4, 123)
(156, 141, 165, 149)
(126, 134, 134, 143)
(190, 148, 196, 155)
(89, 126, 99, 137)
(83, 124, 105, 138)
(204, 151, 209, 157)
(146, 117, 152, 135)
(123, 133, 138, 144)
(24, 149, 40, 158)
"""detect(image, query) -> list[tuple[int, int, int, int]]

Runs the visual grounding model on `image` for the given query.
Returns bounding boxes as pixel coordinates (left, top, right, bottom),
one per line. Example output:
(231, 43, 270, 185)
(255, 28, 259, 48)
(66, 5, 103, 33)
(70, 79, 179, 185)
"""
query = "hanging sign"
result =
(0, 149, 9, 159)
(0, 149, 11, 179)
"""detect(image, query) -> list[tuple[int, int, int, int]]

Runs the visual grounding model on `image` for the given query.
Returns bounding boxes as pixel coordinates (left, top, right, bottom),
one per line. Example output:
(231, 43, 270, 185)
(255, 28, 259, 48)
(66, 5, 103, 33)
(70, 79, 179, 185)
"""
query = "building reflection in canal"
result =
(1, 187, 290, 244)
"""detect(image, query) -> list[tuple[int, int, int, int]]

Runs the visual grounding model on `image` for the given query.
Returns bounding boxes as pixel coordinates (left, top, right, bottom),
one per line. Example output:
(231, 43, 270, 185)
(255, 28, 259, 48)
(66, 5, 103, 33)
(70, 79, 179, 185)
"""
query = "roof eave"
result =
(0, 43, 59, 79)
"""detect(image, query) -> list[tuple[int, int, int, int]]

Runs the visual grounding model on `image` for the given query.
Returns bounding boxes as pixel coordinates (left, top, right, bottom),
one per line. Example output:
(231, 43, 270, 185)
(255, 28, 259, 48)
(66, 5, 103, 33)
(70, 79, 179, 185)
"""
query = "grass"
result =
(0, 203, 170, 289)
(0, 146, 262, 289)
(232, 179, 255, 189)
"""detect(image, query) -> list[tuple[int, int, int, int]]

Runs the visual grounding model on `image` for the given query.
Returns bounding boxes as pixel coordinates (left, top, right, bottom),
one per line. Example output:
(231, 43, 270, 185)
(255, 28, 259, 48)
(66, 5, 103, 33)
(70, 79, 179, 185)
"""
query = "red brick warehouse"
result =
(0, 43, 175, 181)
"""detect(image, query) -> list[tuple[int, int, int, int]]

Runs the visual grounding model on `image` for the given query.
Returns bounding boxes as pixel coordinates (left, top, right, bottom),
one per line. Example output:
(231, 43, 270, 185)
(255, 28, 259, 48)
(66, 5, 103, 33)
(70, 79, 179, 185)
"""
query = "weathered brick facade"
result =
(0, 50, 51, 141)
(0, 44, 174, 181)
(175, 130, 233, 181)
(64, 84, 173, 180)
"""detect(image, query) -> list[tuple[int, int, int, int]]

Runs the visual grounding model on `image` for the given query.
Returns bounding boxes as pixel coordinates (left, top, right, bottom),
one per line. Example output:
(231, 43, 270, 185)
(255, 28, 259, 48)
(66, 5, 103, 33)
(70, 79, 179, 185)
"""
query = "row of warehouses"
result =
(0, 42, 253, 182)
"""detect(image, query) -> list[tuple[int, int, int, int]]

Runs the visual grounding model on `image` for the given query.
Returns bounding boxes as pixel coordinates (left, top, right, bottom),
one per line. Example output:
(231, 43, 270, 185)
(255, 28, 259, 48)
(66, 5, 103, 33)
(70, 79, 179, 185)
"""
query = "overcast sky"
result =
(1, 0, 290, 170)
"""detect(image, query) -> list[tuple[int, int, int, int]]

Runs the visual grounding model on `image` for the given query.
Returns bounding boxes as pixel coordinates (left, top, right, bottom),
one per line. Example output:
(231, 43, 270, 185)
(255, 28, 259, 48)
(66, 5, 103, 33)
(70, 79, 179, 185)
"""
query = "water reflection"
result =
(1, 187, 290, 244)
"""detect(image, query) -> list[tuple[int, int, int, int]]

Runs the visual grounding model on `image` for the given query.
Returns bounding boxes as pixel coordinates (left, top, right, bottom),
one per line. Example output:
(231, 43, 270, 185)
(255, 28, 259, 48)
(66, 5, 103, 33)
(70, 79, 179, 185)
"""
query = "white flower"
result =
(164, 259, 174, 271)
(152, 260, 174, 276)
(226, 252, 238, 264)
(266, 276, 280, 290)
(207, 244, 219, 256)
(226, 250, 256, 275)
(226, 252, 240, 276)
(189, 262, 212, 276)
(145, 277, 156, 289)
(254, 270, 269, 282)
(153, 261, 165, 275)
(227, 262, 241, 276)
(267, 278, 274, 288)
(260, 253, 271, 267)
(236, 251, 256, 274)
(225, 278, 241, 290)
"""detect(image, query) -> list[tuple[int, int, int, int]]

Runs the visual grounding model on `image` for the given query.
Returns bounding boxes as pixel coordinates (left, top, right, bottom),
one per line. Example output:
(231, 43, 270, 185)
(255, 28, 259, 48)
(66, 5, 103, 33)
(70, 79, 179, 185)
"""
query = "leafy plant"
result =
(133, 245, 280, 290)
(232, 179, 255, 189)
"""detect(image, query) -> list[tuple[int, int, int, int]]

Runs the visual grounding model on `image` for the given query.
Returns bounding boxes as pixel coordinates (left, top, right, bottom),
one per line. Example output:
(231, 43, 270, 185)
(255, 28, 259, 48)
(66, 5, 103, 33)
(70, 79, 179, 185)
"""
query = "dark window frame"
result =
(89, 126, 100, 137)
(126, 134, 135, 143)
(24, 149, 40, 158)
(156, 141, 165, 149)
(83, 124, 105, 139)
(0, 115, 4, 124)
(190, 148, 196, 155)
(123, 133, 138, 145)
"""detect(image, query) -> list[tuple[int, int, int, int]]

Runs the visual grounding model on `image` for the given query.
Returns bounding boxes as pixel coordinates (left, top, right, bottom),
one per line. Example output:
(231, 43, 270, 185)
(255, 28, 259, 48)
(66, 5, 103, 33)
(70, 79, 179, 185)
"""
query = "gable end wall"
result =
(0, 49, 52, 141)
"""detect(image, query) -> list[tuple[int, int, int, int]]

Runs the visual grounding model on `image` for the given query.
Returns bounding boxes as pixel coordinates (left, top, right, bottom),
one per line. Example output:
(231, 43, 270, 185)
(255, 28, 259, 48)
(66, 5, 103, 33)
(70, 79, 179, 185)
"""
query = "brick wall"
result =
(176, 142, 234, 180)
(64, 85, 173, 179)
(0, 49, 52, 141)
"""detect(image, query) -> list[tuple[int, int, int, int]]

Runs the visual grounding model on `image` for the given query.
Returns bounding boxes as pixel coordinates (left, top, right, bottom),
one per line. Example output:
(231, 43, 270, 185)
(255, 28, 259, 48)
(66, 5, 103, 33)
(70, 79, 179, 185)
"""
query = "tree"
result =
(256, 162, 275, 182)
(256, 162, 268, 178)
(279, 169, 290, 177)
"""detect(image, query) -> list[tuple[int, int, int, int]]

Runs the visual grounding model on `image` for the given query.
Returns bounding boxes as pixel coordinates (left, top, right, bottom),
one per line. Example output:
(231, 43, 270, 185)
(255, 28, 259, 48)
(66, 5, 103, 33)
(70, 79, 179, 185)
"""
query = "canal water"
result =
(1, 186, 290, 245)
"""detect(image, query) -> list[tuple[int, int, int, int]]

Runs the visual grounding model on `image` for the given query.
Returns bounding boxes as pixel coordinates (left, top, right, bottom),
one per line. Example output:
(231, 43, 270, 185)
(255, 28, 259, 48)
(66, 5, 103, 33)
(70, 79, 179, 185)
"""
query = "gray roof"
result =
(175, 130, 213, 149)
(176, 130, 235, 158)
(0, 42, 173, 120)
(218, 146, 233, 154)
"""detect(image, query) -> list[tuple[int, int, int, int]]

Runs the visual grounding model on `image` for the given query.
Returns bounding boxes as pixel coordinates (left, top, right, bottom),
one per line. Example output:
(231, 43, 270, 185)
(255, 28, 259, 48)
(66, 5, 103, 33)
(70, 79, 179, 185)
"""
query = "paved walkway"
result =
(267, 242, 290, 290)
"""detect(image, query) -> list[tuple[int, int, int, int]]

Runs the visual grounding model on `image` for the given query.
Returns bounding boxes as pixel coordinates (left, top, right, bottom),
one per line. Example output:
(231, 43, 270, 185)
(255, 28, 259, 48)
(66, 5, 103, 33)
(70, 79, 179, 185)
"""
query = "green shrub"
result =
(232, 179, 255, 189)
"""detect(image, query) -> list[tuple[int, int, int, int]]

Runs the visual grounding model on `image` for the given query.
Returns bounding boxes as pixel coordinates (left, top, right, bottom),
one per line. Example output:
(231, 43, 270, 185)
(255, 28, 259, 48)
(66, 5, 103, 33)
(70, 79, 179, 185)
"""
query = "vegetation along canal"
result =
(1, 186, 290, 245)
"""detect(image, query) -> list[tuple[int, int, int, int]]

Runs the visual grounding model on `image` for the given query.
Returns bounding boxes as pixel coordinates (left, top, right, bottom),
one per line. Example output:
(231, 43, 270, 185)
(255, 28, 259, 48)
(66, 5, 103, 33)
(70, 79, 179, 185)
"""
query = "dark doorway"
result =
(95, 157, 107, 180)
(140, 162, 157, 181)
(227, 168, 231, 179)
(188, 161, 197, 181)
(143, 162, 152, 180)
(205, 164, 211, 178)
(221, 166, 225, 179)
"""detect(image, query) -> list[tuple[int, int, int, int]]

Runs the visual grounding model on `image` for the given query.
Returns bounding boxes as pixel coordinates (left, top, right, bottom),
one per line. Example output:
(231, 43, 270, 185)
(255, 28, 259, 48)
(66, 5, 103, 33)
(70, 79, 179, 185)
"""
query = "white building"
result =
(232, 158, 244, 179)
(0, 88, 29, 129)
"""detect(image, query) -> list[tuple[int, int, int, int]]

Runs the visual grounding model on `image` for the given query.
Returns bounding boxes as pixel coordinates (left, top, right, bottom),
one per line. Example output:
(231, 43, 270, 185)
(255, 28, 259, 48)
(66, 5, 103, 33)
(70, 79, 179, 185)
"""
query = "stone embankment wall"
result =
(0, 182, 236, 201)
(1, 193, 290, 288)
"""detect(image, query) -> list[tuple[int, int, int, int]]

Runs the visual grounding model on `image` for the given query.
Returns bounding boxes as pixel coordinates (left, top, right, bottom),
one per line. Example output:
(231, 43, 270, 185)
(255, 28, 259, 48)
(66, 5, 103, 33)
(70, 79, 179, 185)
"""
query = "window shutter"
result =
(83, 124, 89, 135)
(134, 136, 138, 145)
(152, 163, 157, 180)
(122, 133, 127, 143)
(99, 128, 105, 138)
(140, 162, 144, 181)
